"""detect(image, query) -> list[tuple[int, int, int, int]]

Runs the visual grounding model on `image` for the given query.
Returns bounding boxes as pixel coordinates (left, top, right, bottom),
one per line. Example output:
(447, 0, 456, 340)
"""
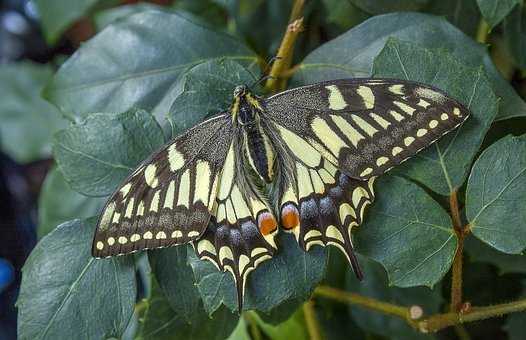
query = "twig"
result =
(476, 19, 489, 44)
(314, 286, 421, 328)
(449, 190, 466, 312)
(303, 300, 323, 340)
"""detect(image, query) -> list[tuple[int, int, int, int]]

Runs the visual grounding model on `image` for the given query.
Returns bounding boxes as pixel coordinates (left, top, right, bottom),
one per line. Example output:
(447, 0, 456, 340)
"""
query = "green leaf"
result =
(373, 38, 498, 195)
(425, 0, 481, 37)
(476, 0, 521, 28)
(148, 246, 202, 324)
(346, 256, 442, 340)
(252, 309, 308, 340)
(0, 62, 66, 163)
(321, 0, 370, 30)
(349, 0, 430, 14)
(465, 236, 526, 275)
(292, 12, 525, 121)
(355, 175, 456, 288)
(169, 59, 256, 135)
(466, 135, 526, 254)
(44, 10, 257, 121)
(38, 166, 105, 238)
(94, 3, 170, 31)
(226, 318, 250, 340)
(188, 233, 327, 314)
(34, 0, 103, 44)
(17, 218, 136, 340)
(503, 4, 526, 69)
(138, 278, 238, 340)
(53, 109, 165, 197)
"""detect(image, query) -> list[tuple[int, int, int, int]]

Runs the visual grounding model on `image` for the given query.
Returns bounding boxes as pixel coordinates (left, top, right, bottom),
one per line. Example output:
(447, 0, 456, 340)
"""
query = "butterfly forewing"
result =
(265, 79, 470, 180)
(92, 114, 233, 257)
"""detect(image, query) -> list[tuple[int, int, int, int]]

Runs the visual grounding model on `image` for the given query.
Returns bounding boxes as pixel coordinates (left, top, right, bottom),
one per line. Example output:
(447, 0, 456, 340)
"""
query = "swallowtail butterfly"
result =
(92, 78, 469, 310)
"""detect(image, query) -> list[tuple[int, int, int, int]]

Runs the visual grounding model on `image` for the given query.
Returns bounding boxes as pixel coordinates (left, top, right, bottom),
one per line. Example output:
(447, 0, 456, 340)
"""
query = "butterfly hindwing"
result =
(265, 78, 469, 180)
(92, 114, 233, 257)
(193, 137, 278, 311)
(268, 122, 375, 277)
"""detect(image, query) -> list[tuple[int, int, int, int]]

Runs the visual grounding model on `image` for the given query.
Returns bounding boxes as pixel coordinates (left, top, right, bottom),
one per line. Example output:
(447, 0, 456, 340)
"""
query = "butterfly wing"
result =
(192, 135, 278, 311)
(92, 114, 233, 257)
(265, 78, 470, 180)
(266, 121, 374, 278)
(264, 78, 469, 275)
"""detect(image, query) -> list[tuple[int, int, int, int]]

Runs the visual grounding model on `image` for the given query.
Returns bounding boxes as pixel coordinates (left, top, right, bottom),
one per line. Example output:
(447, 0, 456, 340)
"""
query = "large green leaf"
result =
(466, 135, 526, 254)
(349, 0, 430, 14)
(425, 0, 481, 37)
(34, 0, 104, 44)
(252, 309, 308, 340)
(38, 166, 105, 238)
(476, 0, 521, 28)
(292, 12, 525, 121)
(148, 246, 202, 324)
(44, 10, 257, 121)
(169, 59, 256, 135)
(355, 175, 456, 288)
(503, 4, 526, 69)
(138, 278, 238, 340)
(373, 38, 498, 195)
(0, 62, 66, 163)
(465, 236, 526, 275)
(188, 233, 327, 314)
(17, 219, 136, 340)
(53, 109, 165, 197)
(346, 256, 441, 340)
(94, 3, 170, 31)
(504, 281, 526, 340)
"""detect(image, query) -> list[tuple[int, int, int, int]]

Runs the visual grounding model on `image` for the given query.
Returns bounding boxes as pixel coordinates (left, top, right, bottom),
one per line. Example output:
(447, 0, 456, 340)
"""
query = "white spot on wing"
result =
(325, 85, 348, 110)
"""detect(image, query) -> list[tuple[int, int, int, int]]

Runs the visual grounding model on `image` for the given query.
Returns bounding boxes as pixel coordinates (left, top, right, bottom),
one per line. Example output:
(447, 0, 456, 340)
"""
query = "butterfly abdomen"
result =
(243, 124, 276, 183)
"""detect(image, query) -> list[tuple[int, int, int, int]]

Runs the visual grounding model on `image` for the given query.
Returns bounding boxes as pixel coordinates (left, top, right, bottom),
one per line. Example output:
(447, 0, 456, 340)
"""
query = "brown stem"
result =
(449, 190, 465, 312)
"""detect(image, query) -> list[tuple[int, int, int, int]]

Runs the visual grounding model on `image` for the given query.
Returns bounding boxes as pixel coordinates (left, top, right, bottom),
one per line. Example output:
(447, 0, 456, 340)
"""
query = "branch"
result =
(314, 286, 422, 328)
(316, 286, 526, 333)
(476, 19, 490, 44)
(303, 300, 323, 340)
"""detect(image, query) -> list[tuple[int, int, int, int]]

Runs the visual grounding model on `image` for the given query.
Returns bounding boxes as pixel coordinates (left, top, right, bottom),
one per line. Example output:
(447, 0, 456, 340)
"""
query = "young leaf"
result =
(476, 0, 521, 28)
(188, 233, 327, 314)
(466, 135, 526, 254)
(373, 38, 498, 195)
(0, 62, 66, 163)
(53, 109, 165, 196)
(169, 59, 257, 135)
(355, 175, 456, 288)
(34, 0, 102, 44)
(17, 219, 136, 340)
(38, 166, 105, 238)
(138, 278, 238, 340)
(44, 11, 257, 121)
(251, 309, 309, 340)
(346, 256, 442, 340)
(292, 12, 525, 121)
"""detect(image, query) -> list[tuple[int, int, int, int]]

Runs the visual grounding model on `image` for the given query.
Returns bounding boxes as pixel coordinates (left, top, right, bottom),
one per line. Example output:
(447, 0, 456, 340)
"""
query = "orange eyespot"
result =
(281, 204, 299, 230)
(258, 212, 277, 235)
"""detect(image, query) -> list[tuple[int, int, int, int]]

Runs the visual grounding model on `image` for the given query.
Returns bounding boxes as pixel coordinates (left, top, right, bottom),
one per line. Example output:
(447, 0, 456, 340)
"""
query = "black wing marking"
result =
(92, 114, 232, 257)
(265, 78, 469, 180)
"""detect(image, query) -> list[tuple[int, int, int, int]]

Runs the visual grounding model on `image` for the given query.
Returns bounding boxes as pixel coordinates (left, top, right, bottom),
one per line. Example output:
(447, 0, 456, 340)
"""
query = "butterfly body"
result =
(92, 78, 470, 311)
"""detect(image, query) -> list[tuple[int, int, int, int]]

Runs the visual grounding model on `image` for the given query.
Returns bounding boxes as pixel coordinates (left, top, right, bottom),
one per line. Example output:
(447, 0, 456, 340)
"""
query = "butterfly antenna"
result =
(248, 56, 283, 90)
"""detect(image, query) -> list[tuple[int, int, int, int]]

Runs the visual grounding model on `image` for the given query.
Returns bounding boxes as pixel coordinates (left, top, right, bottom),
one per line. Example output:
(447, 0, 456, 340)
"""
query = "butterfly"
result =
(92, 78, 469, 311)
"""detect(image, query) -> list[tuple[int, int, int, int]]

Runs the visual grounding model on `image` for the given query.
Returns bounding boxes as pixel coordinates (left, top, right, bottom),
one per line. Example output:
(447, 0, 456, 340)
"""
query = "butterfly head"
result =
(231, 85, 264, 126)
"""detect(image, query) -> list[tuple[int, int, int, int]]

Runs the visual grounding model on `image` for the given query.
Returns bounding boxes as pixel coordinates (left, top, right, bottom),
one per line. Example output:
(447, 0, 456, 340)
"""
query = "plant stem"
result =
(418, 298, 526, 333)
(303, 300, 323, 340)
(315, 286, 419, 327)
(476, 19, 489, 44)
(243, 312, 262, 340)
(449, 190, 465, 312)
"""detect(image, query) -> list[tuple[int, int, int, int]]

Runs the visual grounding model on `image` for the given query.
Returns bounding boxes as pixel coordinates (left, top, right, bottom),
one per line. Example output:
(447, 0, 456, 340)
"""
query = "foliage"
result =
(5, 0, 526, 339)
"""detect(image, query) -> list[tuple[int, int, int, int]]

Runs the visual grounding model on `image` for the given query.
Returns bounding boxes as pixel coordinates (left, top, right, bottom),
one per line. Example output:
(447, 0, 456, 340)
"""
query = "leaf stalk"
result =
(303, 300, 323, 340)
